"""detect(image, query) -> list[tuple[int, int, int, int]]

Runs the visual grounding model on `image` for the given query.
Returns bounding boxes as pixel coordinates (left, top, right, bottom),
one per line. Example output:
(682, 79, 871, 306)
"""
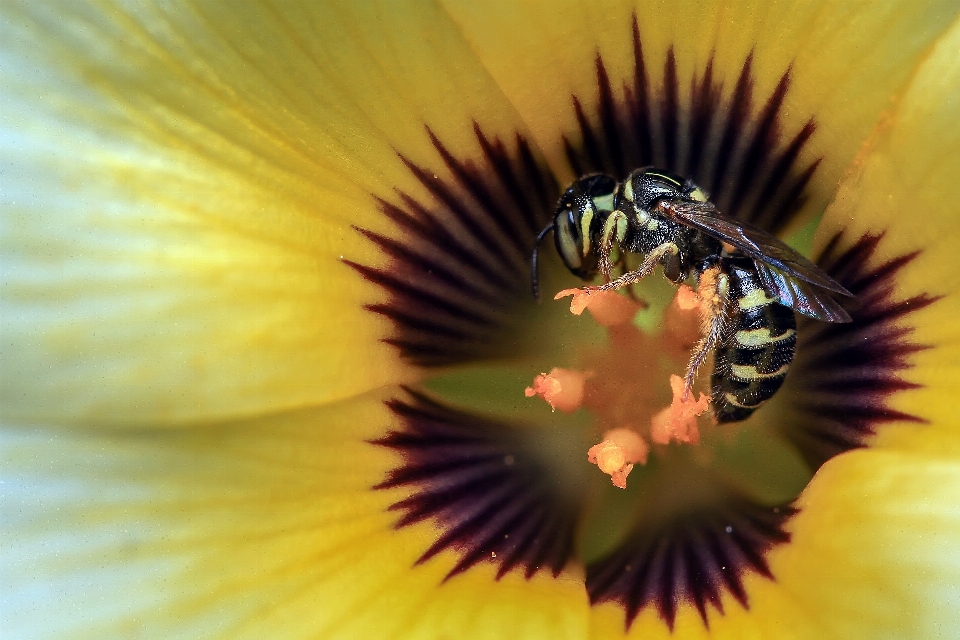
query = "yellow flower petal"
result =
(1, 390, 590, 639)
(816, 15, 960, 455)
(586, 449, 960, 639)
(5, 3, 960, 639)
(770, 449, 960, 639)
(1, 1, 549, 425)
(442, 0, 959, 222)
(589, 582, 816, 639)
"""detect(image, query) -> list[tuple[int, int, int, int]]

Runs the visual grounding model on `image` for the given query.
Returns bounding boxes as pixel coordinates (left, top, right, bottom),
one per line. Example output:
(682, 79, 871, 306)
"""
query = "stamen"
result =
(525, 367, 588, 412)
(674, 283, 700, 310)
(554, 288, 645, 326)
(650, 374, 712, 445)
(662, 286, 703, 359)
(544, 285, 712, 454)
(587, 427, 650, 489)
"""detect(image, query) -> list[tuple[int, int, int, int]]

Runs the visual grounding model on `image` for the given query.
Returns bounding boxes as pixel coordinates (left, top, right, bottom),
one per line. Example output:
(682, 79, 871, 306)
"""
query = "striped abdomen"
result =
(712, 258, 796, 423)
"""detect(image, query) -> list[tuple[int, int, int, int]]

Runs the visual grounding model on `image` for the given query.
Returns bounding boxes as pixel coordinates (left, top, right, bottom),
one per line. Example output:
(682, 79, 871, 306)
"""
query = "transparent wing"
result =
(658, 200, 854, 297)
(754, 261, 852, 322)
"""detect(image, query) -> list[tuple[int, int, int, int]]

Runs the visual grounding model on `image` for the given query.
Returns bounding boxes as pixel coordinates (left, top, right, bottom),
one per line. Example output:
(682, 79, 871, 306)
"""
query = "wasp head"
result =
(531, 174, 618, 298)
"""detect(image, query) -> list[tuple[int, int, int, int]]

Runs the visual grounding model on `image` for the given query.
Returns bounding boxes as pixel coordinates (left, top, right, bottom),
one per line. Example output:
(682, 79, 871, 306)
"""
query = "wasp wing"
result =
(657, 200, 853, 297)
(754, 261, 852, 322)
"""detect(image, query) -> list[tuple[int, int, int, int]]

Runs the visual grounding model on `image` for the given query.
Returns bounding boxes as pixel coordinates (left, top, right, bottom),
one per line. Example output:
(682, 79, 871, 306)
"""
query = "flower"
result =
(3, 2, 960, 639)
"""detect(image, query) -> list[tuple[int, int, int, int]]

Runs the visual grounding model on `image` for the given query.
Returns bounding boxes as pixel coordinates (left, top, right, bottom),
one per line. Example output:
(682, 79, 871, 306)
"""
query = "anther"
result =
(554, 288, 645, 326)
(650, 374, 711, 445)
(525, 367, 588, 412)
(587, 428, 649, 489)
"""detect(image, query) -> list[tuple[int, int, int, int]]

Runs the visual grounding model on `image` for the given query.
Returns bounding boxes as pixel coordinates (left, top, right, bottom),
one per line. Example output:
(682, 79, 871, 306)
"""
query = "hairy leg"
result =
(683, 265, 731, 399)
(588, 242, 679, 292)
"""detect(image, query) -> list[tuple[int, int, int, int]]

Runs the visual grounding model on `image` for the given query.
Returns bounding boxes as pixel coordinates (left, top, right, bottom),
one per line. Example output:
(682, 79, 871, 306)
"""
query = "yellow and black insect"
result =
(531, 167, 854, 423)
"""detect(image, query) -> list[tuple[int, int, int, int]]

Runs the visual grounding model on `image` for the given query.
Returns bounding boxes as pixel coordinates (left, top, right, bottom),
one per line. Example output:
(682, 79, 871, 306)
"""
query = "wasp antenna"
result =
(530, 222, 555, 301)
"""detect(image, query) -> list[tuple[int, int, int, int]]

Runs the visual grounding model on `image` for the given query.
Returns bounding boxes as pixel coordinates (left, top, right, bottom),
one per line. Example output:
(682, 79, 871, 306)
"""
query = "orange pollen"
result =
(587, 428, 649, 489)
(554, 288, 645, 327)
(650, 374, 712, 445)
(528, 284, 715, 487)
(525, 367, 588, 412)
(674, 284, 700, 310)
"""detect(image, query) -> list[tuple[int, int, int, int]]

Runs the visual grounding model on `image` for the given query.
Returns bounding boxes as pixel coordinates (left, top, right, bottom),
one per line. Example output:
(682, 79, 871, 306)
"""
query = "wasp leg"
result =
(598, 235, 616, 282)
(590, 242, 679, 292)
(598, 210, 628, 282)
(683, 265, 731, 399)
(621, 257, 645, 303)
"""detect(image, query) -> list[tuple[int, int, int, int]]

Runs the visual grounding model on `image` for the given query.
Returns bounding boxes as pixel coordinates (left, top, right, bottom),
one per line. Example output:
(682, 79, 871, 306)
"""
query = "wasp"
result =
(531, 168, 854, 423)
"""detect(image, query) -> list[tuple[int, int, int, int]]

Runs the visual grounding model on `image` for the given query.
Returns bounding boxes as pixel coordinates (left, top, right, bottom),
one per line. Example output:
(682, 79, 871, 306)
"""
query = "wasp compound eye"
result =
(555, 207, 585, 273)
(554, 206, 600, 280)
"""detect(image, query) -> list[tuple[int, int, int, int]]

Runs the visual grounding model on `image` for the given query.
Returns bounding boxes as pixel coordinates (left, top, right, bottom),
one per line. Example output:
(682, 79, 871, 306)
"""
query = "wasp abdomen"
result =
(712, 259, 797, 423)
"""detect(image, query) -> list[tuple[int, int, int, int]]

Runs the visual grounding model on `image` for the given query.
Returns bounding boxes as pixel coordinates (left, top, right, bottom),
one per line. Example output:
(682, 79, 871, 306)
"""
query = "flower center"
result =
(513, 265, 814, 563)
(354, 12, 936, 631)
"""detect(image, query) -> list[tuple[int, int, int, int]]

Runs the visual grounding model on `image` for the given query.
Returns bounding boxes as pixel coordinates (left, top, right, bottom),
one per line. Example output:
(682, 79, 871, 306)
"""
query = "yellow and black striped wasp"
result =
(532, 168, 854, 422)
